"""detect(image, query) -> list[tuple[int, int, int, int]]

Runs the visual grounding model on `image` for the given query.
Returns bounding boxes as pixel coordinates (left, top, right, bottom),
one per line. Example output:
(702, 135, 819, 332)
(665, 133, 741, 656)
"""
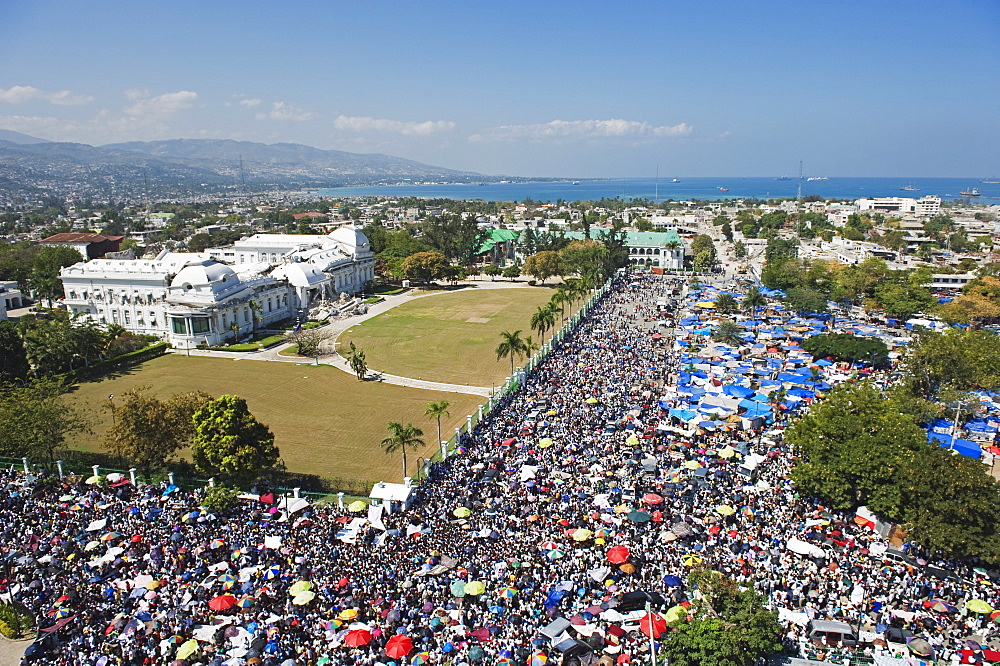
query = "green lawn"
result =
(338, 286, 569, 387)
(64, 355, 482, 484)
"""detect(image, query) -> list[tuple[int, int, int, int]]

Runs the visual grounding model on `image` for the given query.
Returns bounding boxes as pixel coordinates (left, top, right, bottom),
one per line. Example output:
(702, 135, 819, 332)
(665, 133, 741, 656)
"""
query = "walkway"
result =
(165, 279, 534, 397)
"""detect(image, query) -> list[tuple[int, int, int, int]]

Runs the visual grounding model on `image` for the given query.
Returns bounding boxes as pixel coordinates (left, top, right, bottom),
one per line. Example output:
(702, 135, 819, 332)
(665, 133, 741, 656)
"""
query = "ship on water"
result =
(900, 184, 920, 191)
(981, 177, 1000, 184)
(807, 176, 828, 181)
(960, 187, 982, 197)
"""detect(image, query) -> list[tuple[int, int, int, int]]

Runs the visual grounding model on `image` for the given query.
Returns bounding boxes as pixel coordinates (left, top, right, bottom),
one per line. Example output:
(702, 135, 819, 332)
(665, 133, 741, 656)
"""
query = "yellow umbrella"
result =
(718, 446, 737, 459)
(291, 590, 316, 605)
(585, 397, 599, 404)
(538, 438, 554, 449)
(145, 580, 162, 590)
(84, 541, 100, 551)
(715, 505, 736, 516)
(572, 529, 593, 542)
(625, 436, 640, 447)
(338, 609, 358, 620)
(176, 639, 200, 660)
(614, 504, 632, 514)
(347, 501, 367, 512)
(464, 581, 486, 595)
(682, 554, 703, 566)
(85, 475, 101, 485)
(453, 507, 472, 518)
(546, 410, 557, 416)
(664, 605, 686, 623)
(288, 580, 313, 595)
(968, 599, 993, 613)
(682, 460, 702, 470)
(594, 537, 606, 545)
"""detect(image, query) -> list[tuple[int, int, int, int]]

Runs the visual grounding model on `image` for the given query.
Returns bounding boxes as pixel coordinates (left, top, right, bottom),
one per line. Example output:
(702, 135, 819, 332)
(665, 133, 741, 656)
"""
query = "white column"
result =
(337, 492, 345, 509)
(168, 472, 175, 486)
(92, 464, 100, 478)
(129, 468, 137, 485)
(56, 460, 64, 480)
(477, 405, 484, 422)
(467, 414, 473, 431)
(293, 487, 301, 498)
(21, 458, 28, 474)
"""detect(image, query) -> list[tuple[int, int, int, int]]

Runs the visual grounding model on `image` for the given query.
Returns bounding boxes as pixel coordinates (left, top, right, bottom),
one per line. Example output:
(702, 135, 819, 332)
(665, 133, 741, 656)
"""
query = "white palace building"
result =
(60, 226, 375, 347)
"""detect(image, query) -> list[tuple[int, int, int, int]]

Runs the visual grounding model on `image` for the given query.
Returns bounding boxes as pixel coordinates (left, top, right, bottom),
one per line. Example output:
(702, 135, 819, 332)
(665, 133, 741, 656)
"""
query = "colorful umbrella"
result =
(968, 600, 993, 614)
(529, 652, 548, 666)
(547, 549, 566, 560)
(539, 541, 558, 551)
(237, 596, 255, 608)
(607, 546, 630, 564)
(411, 652, 431, 665)
(208, 594, 238, 612)
(344, 629, 372, 647)
(386, 635, 414, 659)
(263, 565, 281, 579)
(499, 586, 518, 598)
(209, 539, 226, 549)
(100, 532, 122, 542)
(176, 639, 199, 660)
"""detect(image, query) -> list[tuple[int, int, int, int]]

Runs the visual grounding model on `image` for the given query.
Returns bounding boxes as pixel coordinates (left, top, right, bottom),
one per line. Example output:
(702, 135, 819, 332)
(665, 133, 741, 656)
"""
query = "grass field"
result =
(338, 286, 569, 387)
(64, 355, 482, 483)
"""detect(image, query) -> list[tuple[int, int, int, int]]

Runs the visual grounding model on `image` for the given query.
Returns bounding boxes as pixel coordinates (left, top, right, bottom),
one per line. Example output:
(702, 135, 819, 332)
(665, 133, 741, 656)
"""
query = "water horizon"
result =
(317, 177, 1000, 204)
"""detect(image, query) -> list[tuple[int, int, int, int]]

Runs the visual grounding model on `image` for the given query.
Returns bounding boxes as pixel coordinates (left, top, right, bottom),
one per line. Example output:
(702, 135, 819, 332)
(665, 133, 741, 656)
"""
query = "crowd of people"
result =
(3, 272, 1000, 666)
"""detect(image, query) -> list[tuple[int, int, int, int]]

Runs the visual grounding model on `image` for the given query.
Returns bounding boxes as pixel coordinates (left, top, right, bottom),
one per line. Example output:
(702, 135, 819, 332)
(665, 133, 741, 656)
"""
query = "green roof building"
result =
(561, 229, 685, 270)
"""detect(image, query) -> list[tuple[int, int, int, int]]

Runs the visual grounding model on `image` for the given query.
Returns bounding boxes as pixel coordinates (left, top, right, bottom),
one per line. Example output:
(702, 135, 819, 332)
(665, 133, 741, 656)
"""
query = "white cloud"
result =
(333, 115, 455, 136)
(239, 98, 262, 108)
(469, 118, 692, 142)
(256, 101, 315, 122)
(0, 85, 93, 106)
(123, 90, 198, 118)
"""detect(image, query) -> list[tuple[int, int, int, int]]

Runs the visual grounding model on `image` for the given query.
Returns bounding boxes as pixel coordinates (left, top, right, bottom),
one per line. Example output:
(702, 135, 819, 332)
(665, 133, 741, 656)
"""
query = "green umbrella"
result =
(548, 549, 566, 560)
(627, 511, 652, 523)
(450, 580, 467, 597)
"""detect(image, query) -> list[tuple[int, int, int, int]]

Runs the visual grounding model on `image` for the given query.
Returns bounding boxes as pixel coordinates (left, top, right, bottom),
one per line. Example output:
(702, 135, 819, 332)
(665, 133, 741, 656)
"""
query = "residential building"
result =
(39, 232, 123, 259)
(855, 196, 941, 216)
(0, 281, 27, 319)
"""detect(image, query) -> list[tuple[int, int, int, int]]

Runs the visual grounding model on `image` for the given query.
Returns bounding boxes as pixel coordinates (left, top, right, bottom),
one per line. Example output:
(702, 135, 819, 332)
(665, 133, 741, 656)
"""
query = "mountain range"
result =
(0, 134, 486, 200)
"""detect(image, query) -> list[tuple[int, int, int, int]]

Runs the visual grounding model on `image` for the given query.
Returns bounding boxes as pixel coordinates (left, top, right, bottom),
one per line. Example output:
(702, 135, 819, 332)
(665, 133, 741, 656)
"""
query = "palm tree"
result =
(714, 293, 738, 314)
(550, 290, 569, 321)
(713, 319, 744, 345)
(742, 290, 767, 315)
(424, 400, 451, 449)
(530, 303, 557, 343)
(496, 329, 527, 374)
(380, 422, 425, 479)
(248, 300, 262, 337)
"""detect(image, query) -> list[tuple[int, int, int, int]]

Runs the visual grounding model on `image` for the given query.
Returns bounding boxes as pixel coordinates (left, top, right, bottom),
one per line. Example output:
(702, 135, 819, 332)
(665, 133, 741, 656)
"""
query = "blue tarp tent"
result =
(723, 385, 755, 399)
(928, 432, 982, 459)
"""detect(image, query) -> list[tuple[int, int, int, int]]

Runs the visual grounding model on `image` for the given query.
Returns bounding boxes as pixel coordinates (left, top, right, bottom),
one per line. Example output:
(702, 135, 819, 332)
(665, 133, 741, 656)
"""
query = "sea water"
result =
(317, 177, 1000, 204)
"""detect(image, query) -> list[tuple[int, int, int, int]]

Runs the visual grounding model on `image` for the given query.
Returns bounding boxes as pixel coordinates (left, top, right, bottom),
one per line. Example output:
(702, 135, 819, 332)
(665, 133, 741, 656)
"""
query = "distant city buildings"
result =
(855, 195, 941, 216)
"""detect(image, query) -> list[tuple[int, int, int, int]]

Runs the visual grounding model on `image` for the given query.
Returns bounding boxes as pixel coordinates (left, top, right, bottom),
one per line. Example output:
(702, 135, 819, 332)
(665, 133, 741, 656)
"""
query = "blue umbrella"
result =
(663, 575, 683, 587)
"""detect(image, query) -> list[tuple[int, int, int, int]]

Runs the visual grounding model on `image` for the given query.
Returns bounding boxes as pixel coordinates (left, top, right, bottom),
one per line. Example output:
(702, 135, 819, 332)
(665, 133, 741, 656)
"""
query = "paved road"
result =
(166, 279, 537, 397)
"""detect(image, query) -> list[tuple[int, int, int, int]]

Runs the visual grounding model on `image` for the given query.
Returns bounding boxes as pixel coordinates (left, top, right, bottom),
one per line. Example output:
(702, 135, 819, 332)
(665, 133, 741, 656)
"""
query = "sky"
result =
(1, 0, 998, 178)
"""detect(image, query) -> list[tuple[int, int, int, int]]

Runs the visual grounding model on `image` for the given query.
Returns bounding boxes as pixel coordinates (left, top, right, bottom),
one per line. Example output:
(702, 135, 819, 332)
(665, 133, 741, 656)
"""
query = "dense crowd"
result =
(2, 272, 1000, 666)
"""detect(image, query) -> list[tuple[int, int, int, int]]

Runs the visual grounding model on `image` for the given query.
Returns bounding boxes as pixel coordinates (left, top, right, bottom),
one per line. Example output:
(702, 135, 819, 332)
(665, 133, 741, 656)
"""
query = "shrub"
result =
(199, 485, 241, 513)
(0, 602, 33, 639)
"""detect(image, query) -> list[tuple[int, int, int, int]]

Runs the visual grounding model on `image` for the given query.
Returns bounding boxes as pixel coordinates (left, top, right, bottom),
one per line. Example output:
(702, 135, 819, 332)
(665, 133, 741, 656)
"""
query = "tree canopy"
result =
(191, 395, 279, 488)
(801, 332, 889, 366)
(0, 378, 89, 460)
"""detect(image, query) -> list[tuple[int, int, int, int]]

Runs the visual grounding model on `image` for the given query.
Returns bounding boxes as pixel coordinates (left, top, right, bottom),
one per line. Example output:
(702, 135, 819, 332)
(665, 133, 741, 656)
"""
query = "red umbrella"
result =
(208, 594, 238, 612)
(344, 629, 373, 647)
(643, 493, 663, 505)
(606, 546, 631, 564)
(386, 635, 414, 659)
(638, 612, 667, 638)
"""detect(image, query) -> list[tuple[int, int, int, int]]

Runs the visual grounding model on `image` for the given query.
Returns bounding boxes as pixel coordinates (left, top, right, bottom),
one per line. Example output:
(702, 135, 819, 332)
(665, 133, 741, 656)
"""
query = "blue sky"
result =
(1, 0, 998, 177)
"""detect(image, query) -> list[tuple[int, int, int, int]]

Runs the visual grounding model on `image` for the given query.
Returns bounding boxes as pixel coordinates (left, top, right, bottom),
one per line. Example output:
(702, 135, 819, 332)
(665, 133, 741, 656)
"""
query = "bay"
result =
(317, 177, 1000, 204)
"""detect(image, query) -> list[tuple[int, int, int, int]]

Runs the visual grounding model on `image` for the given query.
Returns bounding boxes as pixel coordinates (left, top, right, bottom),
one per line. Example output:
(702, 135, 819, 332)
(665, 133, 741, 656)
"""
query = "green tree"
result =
(0, 320, 29, 384)
(0, 378, 89, 460)
(521, 251, 564, 284)
(401, 251, 449, 283)
(690, 234, 717, 261)
(502, 263, 522, 281)
(560, 239, 608, 277)
(483, 264, 502, 281)
(713, 293, 737, 314)
(346, 341, 367, 380)
(801, 333, 889, 366)
(713, 319, 744, 345)
(104, 387, 210, 475)
(191, 395, 279, 488)
(420, 214, 490, 267)
(741, 290, 766, 314)
(424, 400, 451, 449)
(733, 240, 747, 260)
(905, 328, 1000, 398)
(783, 285, 827, 314)
(660, 569, 781, 666)
(495, 329, 528, 374)
(530, 302, 558, 343)
(380, 421, 425, 479)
